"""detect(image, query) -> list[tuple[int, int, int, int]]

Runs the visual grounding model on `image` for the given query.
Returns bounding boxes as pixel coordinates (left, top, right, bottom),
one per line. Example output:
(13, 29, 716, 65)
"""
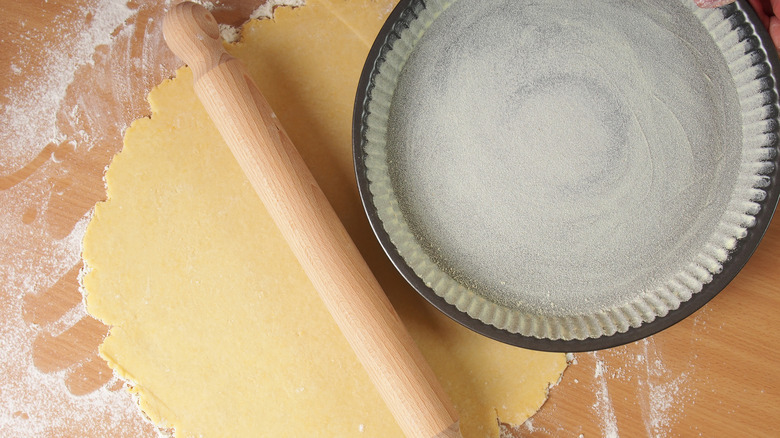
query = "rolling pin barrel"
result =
(163, 3, 461, 438)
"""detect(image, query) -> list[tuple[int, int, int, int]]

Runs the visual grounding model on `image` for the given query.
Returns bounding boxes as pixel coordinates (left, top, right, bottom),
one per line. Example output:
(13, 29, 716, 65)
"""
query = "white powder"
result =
(0, 1, 313, 435)
(513, 334, 703, 435)
(580, 338, 699, 437)
(0, 194, 149, 435)
(249, 0, 306, 20)
(592, 356, 619, 438)
(219, 0, 306, 43)
(0, 0, 134, 171)
(636, 339, 697, 437)
(1, 0, 169, 435)
(219, 23, 242, 43)
(386, 0, 742, 314)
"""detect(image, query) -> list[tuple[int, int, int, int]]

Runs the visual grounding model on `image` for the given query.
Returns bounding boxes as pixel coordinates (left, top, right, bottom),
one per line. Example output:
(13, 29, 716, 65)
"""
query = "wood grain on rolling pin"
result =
(162, 3, 461, 437)
(1, 0, 778, 437)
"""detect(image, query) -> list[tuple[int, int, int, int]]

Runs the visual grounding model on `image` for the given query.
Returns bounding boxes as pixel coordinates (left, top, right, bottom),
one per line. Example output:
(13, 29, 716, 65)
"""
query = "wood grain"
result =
(162, 3, 461, 438)
(1, 0, 778, 437)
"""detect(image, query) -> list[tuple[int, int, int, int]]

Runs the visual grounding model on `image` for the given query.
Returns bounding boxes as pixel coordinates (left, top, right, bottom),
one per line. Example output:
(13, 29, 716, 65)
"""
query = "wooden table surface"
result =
(1, 1, 777, 437)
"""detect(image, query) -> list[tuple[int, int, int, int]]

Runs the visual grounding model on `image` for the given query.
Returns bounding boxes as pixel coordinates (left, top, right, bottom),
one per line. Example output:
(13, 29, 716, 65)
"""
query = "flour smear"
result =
(588, 341, 699, 438)
(0, 0, 154, 435)
(1, 0, 132, 169)
(0, 0, 299, 436)
(387, 0, 741, 315)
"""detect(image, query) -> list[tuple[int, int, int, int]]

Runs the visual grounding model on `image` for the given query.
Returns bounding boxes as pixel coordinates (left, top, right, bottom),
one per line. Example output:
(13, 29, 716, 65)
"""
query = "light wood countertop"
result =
(1, 1, 777, 436)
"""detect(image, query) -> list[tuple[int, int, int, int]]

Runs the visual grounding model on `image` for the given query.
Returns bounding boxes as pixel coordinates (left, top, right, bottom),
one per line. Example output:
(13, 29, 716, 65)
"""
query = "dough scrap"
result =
(82, 1, 567, 437)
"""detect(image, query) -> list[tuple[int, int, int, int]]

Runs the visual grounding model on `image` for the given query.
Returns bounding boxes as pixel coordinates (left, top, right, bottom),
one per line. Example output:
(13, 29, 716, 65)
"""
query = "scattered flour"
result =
(250, 0, 306, 20)
(386, 0, 741, 315)
(579, 339, 698, 437)
(637, 339, 697, 437)
(0, 198, 149, 435)
(220, 0, 306, 43)
(0, 0, 134, 170)
(218, 23, 242, 43)
(513, 346, 700, 436)
(0, 0, 316, 435)
(0, 0, 298, 435)
(0, 0, 726, 436)
(592, 355, 620, 438)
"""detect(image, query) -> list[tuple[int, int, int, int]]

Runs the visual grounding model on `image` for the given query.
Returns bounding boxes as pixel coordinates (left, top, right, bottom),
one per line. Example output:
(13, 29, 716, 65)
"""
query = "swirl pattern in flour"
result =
(385, 0, 742, 315)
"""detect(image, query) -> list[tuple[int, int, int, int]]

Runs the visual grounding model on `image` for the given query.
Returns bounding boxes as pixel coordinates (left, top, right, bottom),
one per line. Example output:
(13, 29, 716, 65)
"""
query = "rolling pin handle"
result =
(163, 2, 230, 79)
(163, 3, 462, 438)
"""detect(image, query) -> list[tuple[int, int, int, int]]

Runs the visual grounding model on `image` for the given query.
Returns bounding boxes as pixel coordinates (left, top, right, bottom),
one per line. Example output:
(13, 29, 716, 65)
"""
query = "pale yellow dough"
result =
(82, 1, 567, 437)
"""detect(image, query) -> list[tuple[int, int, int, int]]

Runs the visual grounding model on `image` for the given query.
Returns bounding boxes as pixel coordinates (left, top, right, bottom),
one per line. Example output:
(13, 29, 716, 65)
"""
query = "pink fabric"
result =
(694, 0, 734, 7)
(695, 0, 780, 48)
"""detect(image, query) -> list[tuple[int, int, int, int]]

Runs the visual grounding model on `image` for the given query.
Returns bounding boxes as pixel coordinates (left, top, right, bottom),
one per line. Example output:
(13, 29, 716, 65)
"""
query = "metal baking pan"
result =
(353, 0, 780, 351)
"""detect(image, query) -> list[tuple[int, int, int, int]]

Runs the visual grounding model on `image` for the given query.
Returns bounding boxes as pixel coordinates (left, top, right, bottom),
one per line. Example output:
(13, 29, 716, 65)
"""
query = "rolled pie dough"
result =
(82, 1, 568, 436)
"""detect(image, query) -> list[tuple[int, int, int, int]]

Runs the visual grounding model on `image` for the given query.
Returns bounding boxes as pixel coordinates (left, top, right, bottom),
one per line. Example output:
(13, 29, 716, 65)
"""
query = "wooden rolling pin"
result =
(163, 3, 461, 437)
